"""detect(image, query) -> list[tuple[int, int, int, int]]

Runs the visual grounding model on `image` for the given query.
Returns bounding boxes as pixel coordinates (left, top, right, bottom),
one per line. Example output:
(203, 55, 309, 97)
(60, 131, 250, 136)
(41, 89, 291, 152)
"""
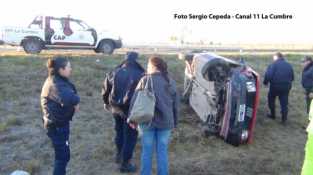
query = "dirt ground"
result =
(0, 51, 308, 175)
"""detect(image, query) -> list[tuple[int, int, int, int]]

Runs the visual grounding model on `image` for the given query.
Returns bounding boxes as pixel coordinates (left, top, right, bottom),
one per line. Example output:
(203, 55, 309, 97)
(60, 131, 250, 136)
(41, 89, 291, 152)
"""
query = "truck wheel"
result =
(22, 38, 43, 54)
(98, 40, 114, 54)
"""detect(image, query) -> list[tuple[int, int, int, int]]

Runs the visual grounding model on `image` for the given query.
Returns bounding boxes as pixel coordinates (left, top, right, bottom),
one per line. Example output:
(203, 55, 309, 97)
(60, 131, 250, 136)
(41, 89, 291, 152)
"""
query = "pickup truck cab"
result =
(0, 15, 122, 54)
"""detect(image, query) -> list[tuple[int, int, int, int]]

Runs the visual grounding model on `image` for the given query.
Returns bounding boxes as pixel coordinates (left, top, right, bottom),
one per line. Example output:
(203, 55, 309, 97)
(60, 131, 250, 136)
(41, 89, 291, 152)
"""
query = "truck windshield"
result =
(80, 21, 91, 30)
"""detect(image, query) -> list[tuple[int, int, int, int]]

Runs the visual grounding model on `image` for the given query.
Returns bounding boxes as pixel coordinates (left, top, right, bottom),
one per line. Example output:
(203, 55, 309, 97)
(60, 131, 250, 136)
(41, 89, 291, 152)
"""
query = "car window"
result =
(29, 16, 43, 29)
(29, 21, 42, 29)
(50, 19, 63, 30)
(80, 21, 91, 29)
(70, 21, 85, 31)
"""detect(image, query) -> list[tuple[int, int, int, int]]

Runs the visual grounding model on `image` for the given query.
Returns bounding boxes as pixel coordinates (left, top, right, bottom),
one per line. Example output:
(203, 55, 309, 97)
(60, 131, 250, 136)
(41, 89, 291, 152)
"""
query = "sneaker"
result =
(120, 163, 137, 173)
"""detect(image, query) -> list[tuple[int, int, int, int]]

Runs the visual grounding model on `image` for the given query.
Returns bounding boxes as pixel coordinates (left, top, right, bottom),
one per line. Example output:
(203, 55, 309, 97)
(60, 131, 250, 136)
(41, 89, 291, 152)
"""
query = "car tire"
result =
(98, 40, 114, 55)
(22, 38, 43, 54)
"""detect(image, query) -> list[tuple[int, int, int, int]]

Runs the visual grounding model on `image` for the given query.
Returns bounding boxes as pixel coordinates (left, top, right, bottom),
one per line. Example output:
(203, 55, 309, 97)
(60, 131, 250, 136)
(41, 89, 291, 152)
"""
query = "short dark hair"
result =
(275, 52, 283, 59)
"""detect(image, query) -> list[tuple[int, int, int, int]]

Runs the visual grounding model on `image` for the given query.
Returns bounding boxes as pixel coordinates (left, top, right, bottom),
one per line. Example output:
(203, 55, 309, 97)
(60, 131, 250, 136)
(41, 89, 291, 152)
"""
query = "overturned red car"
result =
(180, 52, 260, 146)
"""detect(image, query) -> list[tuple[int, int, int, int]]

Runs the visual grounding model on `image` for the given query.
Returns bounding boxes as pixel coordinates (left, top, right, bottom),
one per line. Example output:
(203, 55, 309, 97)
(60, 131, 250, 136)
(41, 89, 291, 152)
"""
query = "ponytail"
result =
(46, 56, 69, 76)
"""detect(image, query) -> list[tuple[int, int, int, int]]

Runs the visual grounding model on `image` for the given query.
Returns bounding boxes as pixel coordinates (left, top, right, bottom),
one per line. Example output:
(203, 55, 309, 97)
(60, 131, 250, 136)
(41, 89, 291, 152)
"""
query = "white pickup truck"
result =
(0, 16, 122, 54)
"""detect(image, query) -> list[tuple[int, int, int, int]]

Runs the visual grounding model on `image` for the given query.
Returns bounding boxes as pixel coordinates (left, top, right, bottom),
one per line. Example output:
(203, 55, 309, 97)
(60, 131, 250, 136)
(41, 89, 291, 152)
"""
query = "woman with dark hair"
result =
(131, 56, 179, 175)
(41, 56, 80, 175)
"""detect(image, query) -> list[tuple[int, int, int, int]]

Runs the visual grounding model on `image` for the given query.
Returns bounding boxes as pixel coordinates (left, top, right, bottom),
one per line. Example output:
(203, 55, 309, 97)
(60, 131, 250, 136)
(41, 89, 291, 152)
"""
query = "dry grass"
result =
(0, 52, 308, 175)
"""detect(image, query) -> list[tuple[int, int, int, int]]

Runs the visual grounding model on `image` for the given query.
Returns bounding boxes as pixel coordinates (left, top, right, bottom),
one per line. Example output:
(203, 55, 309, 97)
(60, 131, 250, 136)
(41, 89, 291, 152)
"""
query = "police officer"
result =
(302, 56, 313, 114)
(41, 57, 80, 175)
(102, 51, 145, 173)
(264, 52, 294, 124)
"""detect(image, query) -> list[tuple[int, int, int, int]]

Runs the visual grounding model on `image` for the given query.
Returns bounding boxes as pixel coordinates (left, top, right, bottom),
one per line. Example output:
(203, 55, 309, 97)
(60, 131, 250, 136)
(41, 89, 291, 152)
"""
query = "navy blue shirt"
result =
(102, 61, 145, 109)
(264, 58, 294, 86)
(302, 62, 313, 90)
(41, 74, 80, 127)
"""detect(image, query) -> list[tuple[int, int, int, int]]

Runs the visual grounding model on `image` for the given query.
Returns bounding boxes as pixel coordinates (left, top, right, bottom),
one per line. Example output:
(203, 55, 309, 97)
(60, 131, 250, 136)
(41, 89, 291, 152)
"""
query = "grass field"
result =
(0, 52, 309, 175)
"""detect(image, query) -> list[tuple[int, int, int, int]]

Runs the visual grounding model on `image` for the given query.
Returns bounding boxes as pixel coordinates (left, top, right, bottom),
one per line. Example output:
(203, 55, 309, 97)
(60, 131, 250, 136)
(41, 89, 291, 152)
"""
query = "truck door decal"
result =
(63, 18, 73, 36)
(53, 35, 66, 40)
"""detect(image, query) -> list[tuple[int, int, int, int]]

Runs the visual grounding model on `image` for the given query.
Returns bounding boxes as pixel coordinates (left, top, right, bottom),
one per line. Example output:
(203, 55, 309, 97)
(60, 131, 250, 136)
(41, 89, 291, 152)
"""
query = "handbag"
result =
(128, 75, 155, 124)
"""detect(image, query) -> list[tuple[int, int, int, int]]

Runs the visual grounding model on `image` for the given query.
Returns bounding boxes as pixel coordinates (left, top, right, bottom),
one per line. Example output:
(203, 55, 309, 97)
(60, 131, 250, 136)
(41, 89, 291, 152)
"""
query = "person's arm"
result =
(102, 72, 113, 105)
(303, 67, 313, 81)
(309, 99, 313, 121)
(263, 64, 274, 85)
(57, 83, 80, 107)
(291, 65, 295, 82)
(171, 79, 180, 128)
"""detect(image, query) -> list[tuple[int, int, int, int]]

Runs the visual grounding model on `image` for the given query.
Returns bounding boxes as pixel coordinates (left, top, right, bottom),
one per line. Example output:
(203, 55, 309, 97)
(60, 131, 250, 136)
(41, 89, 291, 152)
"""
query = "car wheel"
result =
(99, 40, 114, 54)
(22, 38, 43, 54)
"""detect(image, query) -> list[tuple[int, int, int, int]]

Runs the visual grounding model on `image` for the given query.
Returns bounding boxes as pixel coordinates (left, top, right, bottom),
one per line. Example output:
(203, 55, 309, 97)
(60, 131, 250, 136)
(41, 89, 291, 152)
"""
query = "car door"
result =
(49, 18, 67, 45)
(64, 19, 94, 46)
(190, 79, 218, 123)
(50, 18, 94, 46)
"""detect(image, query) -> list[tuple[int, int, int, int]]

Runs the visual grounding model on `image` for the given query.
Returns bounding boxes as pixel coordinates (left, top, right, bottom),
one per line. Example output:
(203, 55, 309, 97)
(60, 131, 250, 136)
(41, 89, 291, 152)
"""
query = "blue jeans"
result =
(140, 126, 171, 175)
(47, 124, 70, 175)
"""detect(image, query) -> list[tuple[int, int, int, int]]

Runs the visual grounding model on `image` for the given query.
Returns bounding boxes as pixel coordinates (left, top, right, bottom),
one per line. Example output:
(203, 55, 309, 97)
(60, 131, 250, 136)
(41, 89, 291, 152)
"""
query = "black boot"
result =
(281, 114, 287, 126)
(120, 161, 137, 173)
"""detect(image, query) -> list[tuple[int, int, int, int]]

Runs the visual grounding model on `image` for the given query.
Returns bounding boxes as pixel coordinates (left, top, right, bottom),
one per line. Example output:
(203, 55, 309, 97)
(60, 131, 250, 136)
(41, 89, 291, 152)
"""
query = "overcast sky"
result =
(0, 0, 311, 44)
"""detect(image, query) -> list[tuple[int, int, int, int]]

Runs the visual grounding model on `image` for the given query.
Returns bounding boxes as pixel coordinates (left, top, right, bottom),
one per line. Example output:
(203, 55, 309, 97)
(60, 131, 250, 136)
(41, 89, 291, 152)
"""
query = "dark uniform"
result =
(41, 74, 80, 175)
(102, 52, 144, 173)
(264, 57, 294, 123)
(302, 61, 313, 113)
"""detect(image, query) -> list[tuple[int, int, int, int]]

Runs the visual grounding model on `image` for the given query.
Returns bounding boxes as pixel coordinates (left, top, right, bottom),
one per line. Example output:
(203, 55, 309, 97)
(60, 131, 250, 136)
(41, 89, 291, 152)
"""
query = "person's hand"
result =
(129, 123, 137, 130)
(43, 117, 49, 129)
(127, 118, 138, 129)
(103, 104, 110, 112)
(309, 93, 313, 99)
(74, 104, 80, 112)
